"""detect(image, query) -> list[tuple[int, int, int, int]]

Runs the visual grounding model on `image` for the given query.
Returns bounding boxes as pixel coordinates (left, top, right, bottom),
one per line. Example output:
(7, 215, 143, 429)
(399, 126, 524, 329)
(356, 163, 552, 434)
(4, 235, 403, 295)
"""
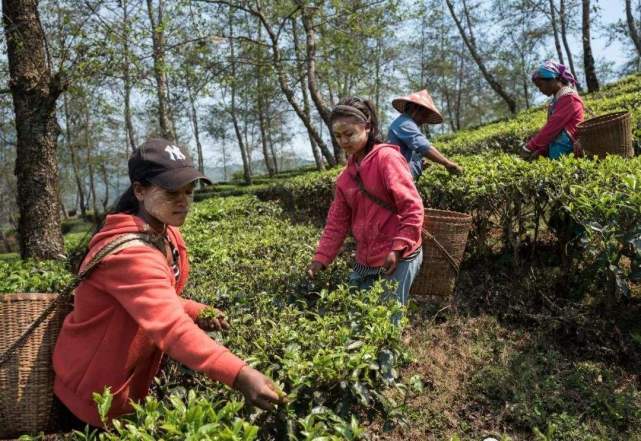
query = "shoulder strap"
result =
(0, 233, 164, 367)
(352, 170, 398, 214)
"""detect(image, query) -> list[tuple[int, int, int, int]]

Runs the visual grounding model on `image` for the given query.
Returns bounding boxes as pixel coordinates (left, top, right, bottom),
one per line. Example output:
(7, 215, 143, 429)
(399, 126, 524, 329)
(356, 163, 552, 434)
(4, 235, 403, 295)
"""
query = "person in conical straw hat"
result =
(388, 89, 462, 180)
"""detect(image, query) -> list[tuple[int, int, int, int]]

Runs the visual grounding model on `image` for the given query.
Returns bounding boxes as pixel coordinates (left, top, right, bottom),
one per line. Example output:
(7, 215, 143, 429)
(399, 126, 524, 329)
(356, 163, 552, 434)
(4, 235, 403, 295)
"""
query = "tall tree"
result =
(297, 3, 344, 164)
(219, 0, 337, 167)
(445, 0, 517, 114)
(146, 0, 174, 139)
(121, 0, 138, 152)
(3, 0, 66, 259)
(549, 0, 566, 64)
(559, 0, 580, 87)
(227, 13, 251, 184)
(581, 0, 600, 91)
(291, 16, 324, 170)
(626, 0, 641, 56)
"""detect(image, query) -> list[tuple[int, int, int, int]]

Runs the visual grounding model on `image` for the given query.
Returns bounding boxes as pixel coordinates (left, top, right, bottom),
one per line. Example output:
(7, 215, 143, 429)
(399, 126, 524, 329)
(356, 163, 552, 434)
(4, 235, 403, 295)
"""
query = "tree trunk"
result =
(257, 94, 275, 177)
(559, 0, 580, 89)
(298, 6, 344, 164)
(99, 163, 109, 212)
(228, 17, 251, 184)
(582, 0, 600, 92)
(146, 0, 173, 139)
(549, 0, 566, 64)
(84, 107, 99, 219)
(291, 17, 324, 171)
(252, 4, 336, 167)
(445, 0, 517, 114)
(122, 0, 136, 152)
(63, 94, 87, 218)
(265, 107, 279, 173)
(626, 0, 641, 56)
(3, 0, 65, 259)
(187, 86, 205, 174)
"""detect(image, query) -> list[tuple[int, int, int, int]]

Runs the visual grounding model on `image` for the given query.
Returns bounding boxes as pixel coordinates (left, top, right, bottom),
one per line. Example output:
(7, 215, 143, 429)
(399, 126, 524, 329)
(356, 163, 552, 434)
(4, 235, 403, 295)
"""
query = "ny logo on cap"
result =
(165, 145, 186, 161)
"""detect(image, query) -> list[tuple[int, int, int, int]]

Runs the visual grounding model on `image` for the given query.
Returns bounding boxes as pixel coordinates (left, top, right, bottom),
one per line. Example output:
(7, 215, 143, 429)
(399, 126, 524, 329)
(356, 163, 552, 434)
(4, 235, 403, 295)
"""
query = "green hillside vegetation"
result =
(6, 75, 641, 440)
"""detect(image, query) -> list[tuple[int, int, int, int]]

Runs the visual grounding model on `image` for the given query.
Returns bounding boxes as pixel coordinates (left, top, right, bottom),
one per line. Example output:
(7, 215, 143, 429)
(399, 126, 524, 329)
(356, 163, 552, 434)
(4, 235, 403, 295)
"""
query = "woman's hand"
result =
(383, 250, 400, 276)
(196, 307, 230, 332)
(307, 260, 324, 279)
(233, 366, 286, 410)
(445, 161, 463, 175)
(519, 145, 532, 160)
(573, 139, 584, 158)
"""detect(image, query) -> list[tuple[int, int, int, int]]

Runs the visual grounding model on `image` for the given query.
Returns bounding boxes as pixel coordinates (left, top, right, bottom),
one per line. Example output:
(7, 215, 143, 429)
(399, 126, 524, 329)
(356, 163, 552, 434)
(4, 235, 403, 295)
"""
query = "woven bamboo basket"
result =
(411, 209, 472, 298)
(577, 111, 633, 159)
(0, 293, 71, 438)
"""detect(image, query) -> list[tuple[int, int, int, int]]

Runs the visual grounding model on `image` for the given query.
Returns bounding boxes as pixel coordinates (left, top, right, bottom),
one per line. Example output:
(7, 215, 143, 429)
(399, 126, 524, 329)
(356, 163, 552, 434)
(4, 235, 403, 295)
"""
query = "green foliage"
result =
(72, 389, 259, 441)
(182, 196, 349, 298)
(0, 259, 72, 293)
(176, 196, 410, 438)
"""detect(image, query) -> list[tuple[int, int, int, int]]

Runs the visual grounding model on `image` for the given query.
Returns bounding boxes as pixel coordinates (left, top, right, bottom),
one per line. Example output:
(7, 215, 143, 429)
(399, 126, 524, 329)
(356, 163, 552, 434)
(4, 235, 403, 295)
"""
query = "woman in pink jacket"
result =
(521, 60, 585, 160)
(53, 138, 283, 429)
(307, 97, 424, 313)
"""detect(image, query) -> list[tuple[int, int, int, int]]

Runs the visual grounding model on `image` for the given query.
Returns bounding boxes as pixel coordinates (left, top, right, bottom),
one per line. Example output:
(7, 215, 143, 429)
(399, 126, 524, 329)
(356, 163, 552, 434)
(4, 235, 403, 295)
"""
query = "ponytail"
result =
(67, 181, 150, 274)
(330, 96, 384, 153)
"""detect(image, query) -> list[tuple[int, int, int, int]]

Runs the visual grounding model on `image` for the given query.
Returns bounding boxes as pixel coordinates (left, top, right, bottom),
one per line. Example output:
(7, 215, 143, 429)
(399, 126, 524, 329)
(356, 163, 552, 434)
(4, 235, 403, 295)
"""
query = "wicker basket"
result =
(411, 209, 472, 298)
(577, 111, 633, 159)
(0, 293, 72, 438)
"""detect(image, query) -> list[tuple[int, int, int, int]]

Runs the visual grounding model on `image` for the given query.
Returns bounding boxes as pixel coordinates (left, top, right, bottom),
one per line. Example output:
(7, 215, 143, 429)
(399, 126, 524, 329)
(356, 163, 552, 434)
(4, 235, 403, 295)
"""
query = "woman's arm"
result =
(98, 247, 246, 387)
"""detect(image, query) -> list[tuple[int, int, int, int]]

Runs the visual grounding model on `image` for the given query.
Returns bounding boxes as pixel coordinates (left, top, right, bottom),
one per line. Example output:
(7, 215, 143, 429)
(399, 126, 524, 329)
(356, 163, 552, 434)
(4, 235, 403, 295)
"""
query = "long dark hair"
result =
(68, 180, 151, 273)
(330, 97, 384, 154)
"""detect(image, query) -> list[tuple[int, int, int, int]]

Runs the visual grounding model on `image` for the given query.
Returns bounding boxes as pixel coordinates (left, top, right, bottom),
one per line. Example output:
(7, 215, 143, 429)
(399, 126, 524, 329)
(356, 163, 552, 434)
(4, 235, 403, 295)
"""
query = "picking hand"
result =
(234, 366, 286, 411)
(307, 260, 324, 279)
(196, 307, 230, 332)
(445, 162, 463, 175)
(382, 250, 400, 276)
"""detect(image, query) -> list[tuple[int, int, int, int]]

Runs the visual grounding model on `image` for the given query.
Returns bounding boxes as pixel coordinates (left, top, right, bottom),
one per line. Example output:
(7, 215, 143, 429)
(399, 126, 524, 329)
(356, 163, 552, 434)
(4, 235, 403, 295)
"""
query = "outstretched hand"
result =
(307, 260, 324, 279)
(196, 307, 230, 332)
(234, 366, 287, 411)
(445, 162, 463, 175)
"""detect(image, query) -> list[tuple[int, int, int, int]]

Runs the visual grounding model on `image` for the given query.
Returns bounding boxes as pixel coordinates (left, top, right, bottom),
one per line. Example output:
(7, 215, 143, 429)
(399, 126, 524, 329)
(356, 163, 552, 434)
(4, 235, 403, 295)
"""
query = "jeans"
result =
(348, 249, 423, 323)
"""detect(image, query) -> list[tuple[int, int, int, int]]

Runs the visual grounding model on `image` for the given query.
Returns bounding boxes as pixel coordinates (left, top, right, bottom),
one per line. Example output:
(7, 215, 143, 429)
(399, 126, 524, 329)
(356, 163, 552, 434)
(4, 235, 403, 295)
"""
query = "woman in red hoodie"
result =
(307, 98, 424, 316)
(53, 138, 283, 429)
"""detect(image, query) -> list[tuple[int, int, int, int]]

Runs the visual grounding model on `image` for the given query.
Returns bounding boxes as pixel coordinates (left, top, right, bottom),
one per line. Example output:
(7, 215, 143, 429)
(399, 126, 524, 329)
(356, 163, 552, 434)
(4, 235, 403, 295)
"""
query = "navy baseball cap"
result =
(128, 138, 211, 190)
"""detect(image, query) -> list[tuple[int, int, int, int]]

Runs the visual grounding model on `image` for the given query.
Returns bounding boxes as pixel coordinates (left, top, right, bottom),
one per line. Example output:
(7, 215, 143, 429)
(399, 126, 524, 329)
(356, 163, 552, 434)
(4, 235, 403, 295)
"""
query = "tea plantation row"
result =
(257, 154, 641, 300)
(4, 197, 417, 440)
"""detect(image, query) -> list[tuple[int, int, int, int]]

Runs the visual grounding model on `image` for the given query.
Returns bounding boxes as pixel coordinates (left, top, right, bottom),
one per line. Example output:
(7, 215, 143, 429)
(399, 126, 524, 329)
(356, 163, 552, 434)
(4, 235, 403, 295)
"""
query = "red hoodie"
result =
(53, 213, 246, 427)
(314, 143, 424, 268)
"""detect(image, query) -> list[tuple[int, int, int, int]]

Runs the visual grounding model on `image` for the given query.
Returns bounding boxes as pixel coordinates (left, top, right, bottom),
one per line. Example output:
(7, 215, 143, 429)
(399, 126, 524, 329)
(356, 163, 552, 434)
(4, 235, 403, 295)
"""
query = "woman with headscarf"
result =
(521, 60, 585, 160)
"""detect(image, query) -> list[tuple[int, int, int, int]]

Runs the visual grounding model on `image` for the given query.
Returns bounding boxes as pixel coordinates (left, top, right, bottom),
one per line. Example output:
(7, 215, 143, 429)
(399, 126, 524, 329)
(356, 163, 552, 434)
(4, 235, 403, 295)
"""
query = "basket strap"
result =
(352, 170, 398, 214)
(423, 228, 460, 275)
(0, 233, 165, 367)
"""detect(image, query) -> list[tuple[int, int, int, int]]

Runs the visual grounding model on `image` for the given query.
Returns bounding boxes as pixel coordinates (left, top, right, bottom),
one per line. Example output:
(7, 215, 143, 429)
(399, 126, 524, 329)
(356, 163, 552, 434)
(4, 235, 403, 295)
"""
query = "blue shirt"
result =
(387, 114, 433, 179)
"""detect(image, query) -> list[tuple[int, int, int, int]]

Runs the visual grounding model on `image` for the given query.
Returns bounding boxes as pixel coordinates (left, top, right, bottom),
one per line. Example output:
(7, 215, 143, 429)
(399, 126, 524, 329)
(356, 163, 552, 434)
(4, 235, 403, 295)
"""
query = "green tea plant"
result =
(0, 259, 72, 294)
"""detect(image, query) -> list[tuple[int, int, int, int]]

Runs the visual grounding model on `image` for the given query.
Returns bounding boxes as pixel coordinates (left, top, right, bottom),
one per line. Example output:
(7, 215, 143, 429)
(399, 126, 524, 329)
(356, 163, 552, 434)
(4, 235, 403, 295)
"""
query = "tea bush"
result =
(435, 74, 641, 156)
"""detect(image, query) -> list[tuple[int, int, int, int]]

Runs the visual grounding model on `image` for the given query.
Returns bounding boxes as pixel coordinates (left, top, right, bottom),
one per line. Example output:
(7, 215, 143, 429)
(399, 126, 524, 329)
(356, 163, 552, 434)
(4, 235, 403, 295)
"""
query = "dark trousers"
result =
(53, 395, 91, 432)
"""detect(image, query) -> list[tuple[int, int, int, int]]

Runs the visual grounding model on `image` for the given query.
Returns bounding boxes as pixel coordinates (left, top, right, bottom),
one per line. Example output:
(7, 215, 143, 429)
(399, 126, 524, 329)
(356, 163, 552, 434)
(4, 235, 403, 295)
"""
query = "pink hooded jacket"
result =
(53, 213, 246, 427)
(527, 92, 584, 155)
(314, 143, 424, 268)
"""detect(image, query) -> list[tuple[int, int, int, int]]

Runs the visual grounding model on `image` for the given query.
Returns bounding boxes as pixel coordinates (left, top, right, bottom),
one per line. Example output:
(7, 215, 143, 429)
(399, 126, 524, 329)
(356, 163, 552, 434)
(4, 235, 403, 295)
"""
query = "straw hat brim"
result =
(392, 98, 444, 124)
